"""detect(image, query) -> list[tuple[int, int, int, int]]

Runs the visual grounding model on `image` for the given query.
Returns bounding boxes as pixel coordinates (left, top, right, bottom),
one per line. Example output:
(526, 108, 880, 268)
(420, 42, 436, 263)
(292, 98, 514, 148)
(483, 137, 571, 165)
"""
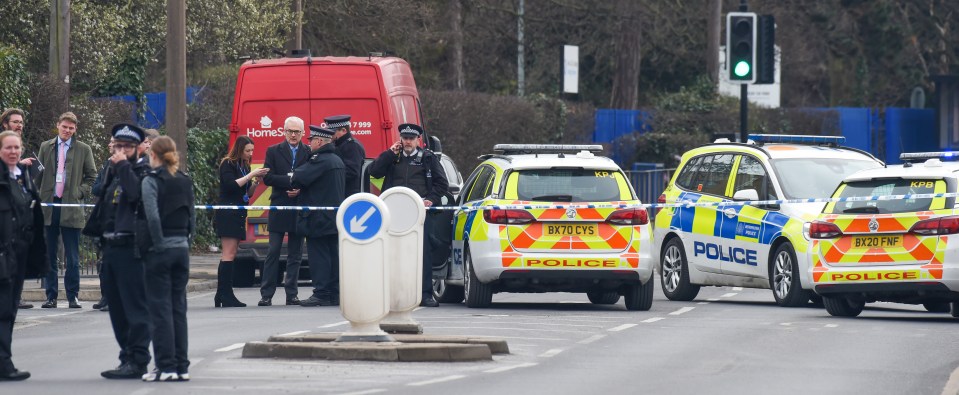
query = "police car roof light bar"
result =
(492, 144, 604, 155)
(747, 134, 846, 146)
(899, 151, 959, 162)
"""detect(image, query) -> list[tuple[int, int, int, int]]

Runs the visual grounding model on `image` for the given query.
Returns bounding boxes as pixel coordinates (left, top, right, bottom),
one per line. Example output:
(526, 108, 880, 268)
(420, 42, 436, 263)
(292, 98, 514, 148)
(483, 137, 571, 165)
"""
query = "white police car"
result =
(653, 135, 885, 306)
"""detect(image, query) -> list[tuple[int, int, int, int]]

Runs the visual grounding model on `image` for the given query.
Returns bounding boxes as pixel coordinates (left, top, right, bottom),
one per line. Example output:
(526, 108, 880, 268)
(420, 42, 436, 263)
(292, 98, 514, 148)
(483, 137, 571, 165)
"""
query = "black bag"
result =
(81, 200, 105, 237)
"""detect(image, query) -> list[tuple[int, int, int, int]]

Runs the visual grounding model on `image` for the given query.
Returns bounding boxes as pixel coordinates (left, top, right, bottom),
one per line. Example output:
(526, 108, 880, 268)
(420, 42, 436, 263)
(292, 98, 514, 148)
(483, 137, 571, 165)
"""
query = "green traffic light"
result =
(734, 61, 751, 77)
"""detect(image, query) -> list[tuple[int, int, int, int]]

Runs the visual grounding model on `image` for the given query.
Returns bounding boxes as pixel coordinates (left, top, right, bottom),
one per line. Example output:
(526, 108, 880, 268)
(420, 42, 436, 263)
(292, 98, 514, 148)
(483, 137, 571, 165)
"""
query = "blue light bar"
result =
(747, 134, 846, 146)
(899, 151, 959, 162)
(493, 144, 604, 155)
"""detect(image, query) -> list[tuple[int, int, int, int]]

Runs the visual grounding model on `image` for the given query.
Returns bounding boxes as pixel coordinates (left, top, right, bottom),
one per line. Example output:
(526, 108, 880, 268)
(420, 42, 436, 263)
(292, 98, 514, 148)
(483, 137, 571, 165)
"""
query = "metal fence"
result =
(625, 167, 675, 205)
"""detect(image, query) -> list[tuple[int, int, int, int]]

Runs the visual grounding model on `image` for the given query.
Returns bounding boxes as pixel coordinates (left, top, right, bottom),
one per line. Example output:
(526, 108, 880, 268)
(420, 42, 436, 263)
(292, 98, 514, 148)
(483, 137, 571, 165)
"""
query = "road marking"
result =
(641, 317, 665, 323)
(539, 348, 565, 358)
(188, 291, 216, 300)
(214, 343, 246, 353)
(339, 389, 387, 395)
(484, 362, 538, 373)
(697, 302, 710, 305)
(319, 321, 348, 328)
(408, 375, 467, 386)
(707, 298, 720, 302)
(732, 287, 743, 291)
(608, 323, 637, 332)
(721, 293, 738, 298)
(825, 324, 839, 328)
(669, 307, 695, 316)
(278, 330, 309, 337)
(129, 388, 155, 395)
(780, 322, 792, 326)
(578, 334, 606, 344)
(559, 301, 589, 304)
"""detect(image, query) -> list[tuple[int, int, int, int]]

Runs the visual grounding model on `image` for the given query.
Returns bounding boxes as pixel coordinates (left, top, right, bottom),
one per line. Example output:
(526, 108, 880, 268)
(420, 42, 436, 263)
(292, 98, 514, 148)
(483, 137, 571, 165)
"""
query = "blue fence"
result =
(104, 87, 200, 128)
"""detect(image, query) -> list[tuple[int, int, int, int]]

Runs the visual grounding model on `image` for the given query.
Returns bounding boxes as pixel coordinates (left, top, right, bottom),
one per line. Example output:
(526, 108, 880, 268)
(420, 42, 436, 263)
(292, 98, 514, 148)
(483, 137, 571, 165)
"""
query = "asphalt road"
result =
(7, 282, 959, 395)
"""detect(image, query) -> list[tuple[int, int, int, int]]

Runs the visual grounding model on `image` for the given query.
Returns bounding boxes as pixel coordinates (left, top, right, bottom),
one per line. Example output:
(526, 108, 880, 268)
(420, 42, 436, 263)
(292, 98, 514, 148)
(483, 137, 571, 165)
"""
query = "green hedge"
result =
(187, 127, 229, 250)
(0, 45, 30, 112)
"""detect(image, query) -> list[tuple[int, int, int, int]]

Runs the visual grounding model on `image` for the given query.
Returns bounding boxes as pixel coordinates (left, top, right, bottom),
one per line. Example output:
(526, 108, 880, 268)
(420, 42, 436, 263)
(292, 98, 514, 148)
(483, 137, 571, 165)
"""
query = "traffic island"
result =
(242, 340, 494, 362)
(269, 333, 510, 354)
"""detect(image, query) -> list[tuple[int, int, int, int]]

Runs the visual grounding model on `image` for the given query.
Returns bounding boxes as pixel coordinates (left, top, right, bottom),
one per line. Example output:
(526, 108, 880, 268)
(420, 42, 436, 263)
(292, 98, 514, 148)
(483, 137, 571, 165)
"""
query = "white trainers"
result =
(177, 372, 190, 381)
(142, 370, 179, 382)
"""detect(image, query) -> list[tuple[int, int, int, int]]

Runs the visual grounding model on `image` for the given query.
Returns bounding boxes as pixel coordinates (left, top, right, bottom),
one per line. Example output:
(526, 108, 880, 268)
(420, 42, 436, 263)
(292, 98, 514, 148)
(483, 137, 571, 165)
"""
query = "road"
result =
(8, 282, 959, 395)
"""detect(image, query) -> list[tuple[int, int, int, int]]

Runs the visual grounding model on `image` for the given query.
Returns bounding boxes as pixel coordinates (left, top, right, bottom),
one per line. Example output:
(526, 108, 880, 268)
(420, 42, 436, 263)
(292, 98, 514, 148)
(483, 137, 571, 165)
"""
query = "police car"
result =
(808, 152, 959, 318)
(433, 144, 655, 310)
(653, 135, 885, 306)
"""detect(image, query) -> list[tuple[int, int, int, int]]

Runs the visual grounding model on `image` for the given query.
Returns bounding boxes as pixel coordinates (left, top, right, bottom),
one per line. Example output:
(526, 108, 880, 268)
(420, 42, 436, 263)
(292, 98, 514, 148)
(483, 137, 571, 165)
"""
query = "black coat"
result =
(291, 144, 345, 238)
(368, 148, 449, 204)
(215, 160, 252, 239)
(262, 141, 311, 234)
(333, 132, 366, 197)
(0, 164, 48, 280)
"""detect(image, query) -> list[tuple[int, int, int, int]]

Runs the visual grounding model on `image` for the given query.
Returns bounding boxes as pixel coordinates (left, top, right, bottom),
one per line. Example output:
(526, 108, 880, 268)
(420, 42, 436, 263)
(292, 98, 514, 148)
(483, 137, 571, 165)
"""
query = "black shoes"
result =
(286, 296, 301, 305)
(92, 299, 107, 309)
(17, 302, 33, 309)
(0, 369, 30, 381)
(257, 298, 272, 307)
(420, 294, 439, 307)
(40, 299, 56, 308)
(68, 297, 81, 309)
(300, 294, 334, 307)
(101, 363, 147, 379)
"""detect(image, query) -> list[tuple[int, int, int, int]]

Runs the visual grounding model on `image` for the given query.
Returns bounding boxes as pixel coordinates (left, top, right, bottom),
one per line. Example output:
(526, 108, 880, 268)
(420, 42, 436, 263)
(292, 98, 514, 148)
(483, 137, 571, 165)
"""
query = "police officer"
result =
(291, 126, 345, 307)
(97, 124, 152, 379)
(138, 136, 194, 381)
(368, 124, 448, 307)
(0, 131, 47, 381)
(326, 115, 366, 196)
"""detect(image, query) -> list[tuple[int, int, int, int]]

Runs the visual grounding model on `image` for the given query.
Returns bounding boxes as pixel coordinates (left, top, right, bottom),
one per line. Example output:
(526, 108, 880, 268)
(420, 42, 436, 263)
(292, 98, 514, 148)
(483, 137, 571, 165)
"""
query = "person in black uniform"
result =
(90, 137, 115, 312)
(326, 115, 366, 196)
(97, 124, 153, 379)
(0, 131, 48, 381)
(369, 124, 448, 307)
(214, 135, 268, 308)
(292, 126, 345, 307)
(139, 136, 194, 382)
(258, 116, 310, 307)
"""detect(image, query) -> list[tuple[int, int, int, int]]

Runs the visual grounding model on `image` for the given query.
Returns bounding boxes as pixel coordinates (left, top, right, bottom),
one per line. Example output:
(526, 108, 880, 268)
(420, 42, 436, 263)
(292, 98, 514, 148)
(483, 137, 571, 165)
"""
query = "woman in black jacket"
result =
(0, 131, 48, 381)
(215, 135, 268, 307)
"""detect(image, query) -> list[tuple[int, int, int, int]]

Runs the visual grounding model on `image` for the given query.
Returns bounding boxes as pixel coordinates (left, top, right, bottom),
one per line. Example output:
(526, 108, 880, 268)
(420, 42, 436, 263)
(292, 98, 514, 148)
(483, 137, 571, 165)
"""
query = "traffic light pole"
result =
(739, 0, 748, 143)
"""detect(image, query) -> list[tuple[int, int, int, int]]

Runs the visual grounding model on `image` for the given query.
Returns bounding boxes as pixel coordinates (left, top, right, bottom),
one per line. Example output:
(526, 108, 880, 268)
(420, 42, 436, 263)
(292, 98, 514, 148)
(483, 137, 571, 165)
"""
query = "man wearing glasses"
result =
(2, 108, 41, 309)
(258, 116, 311, 306)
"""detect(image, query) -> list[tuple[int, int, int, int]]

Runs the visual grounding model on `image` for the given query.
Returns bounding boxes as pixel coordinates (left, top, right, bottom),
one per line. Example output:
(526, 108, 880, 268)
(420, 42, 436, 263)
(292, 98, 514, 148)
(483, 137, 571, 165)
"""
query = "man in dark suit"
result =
(258, 116, 311, 306)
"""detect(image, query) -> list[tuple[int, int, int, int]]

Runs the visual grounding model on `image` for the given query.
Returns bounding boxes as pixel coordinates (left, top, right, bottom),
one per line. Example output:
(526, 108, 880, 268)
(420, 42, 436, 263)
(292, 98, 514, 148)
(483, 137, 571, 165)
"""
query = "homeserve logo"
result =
(246, 115, 284, 137)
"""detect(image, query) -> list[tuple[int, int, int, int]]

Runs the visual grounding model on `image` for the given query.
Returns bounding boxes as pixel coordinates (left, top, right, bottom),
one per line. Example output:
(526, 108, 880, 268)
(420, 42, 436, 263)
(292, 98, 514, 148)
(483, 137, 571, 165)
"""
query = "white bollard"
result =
(335, 193, 394, 342)
(379, 187, 426, 333)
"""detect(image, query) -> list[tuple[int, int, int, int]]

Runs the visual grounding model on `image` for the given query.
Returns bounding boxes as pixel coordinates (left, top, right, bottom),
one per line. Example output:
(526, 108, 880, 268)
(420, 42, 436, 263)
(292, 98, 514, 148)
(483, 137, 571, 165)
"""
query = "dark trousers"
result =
(44, 200, 80, 301)
(101, 242, 151, 367)
(422, 213, 434, 293)
(145, 247, 190, 373)
(306, 235, 338, 297)
(260, 232, 303, 299)
(0, 272, 25, 373)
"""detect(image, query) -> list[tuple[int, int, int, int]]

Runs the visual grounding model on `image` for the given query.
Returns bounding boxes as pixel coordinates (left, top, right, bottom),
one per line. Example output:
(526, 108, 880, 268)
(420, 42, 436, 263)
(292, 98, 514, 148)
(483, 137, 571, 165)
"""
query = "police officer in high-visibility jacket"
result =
(368, 123, 448, 307)
(291, 126, 345, 307)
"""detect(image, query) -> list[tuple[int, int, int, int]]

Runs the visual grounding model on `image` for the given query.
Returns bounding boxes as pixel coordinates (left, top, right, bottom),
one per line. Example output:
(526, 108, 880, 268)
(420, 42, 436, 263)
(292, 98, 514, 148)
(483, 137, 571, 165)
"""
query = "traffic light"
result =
(755, 15, 776, 84)
(726, 12, 757, 84)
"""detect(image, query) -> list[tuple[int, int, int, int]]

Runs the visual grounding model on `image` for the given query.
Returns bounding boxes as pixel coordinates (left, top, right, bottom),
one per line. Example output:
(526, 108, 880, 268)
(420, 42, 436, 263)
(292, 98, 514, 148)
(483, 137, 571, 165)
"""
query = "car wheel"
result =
(463, 245, 493, 308)
(433, 279, 464, 304)
(770, 243, 807, 307)
(587, 291, 620, 305)
(660, 238, 700, 301)
(922, 302, 951, 313)
(624, 280, 654, 311)
(822, 295, 865, 317)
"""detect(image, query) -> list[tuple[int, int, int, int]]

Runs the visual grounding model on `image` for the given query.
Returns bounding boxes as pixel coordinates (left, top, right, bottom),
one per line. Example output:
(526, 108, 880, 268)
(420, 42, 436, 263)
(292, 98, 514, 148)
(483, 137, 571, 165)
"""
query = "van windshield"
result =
(826, 179, 949, 214)
(770, 158, 881, 199)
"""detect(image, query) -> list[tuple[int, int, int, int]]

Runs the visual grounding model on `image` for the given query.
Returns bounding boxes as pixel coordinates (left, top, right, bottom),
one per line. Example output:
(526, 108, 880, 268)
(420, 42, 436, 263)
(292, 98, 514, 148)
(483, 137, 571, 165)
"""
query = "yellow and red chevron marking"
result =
(819, 234, 937, 264)
(505, 222, 631, 250)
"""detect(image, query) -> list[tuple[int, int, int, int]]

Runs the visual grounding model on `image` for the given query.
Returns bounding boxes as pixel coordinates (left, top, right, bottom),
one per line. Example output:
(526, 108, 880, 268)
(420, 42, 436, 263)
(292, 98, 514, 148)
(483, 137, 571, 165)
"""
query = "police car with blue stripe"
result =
(653, 135, 884, 306)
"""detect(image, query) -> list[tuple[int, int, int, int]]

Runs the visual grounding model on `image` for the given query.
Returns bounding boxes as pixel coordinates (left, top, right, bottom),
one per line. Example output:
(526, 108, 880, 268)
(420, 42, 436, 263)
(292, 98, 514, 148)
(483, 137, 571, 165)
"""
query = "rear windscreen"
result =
(507, 168, 633, 202)
(825, 179, 949, 214)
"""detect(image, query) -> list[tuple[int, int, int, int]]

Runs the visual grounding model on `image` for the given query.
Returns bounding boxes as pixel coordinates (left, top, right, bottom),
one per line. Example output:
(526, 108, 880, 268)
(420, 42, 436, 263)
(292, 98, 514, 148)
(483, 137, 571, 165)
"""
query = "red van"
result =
(227, 52, 449, 286)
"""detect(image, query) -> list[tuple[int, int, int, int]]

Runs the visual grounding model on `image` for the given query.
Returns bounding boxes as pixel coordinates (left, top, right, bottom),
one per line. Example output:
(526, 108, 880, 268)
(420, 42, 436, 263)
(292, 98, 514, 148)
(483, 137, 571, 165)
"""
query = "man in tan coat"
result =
(35, 112, 97, 308)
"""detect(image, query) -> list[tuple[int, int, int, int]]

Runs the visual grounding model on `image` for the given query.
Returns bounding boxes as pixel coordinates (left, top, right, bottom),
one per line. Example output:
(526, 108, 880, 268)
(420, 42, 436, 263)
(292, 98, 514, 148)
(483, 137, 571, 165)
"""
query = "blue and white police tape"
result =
(39, 191, 959, 211)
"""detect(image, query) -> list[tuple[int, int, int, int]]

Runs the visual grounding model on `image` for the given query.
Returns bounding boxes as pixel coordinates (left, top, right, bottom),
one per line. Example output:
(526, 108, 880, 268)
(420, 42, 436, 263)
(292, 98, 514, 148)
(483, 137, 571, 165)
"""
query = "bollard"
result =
(379, 187, 426, 334)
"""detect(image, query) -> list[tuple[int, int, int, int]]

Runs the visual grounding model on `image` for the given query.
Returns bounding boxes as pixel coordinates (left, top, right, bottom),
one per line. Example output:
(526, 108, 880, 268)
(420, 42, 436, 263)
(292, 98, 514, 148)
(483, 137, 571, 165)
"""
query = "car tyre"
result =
(822, 295, 865, 317)
(433, 279, 464, 304)
(922, 302, 951, 313)
(660, 238, 700, 301)
(587, 291, 620, 305)
(624, 280, 654, 311)
(463, 245, 493, 308)
(770, 243, 807, 307)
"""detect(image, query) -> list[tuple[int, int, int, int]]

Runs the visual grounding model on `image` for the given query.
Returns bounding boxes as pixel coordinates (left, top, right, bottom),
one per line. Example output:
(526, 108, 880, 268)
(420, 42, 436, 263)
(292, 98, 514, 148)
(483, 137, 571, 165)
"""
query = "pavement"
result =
(20, 254, 221, 304)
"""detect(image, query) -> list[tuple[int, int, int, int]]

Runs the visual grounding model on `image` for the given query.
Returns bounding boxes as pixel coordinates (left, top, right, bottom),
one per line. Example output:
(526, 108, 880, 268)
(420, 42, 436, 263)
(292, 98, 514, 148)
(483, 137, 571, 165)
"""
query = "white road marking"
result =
(319, 321, 349, 328)
(732, 287, 743, 291)
(484, 362, 538, 373)
(214, 343, 246, 353)
(721, 293, 738, 298)
(278, 330, 309, 337)
(539, 348, 565, 358)
(408, 375, 467, 386)
(339, 389, 387, 395)
(559, 301, 589, 304)
(697, 302, 710, 305)
(578, 334, 606, 344)
(608, 323, 637, 332)
(129, 388, 155, 395)
(707, 298, 720, 302)
(669, 307, 695, 316)
(187, 291, 216, 300)
(641, 317, 665, 323)
(780, 322, 792, 326)
(825, 324, 839, 328)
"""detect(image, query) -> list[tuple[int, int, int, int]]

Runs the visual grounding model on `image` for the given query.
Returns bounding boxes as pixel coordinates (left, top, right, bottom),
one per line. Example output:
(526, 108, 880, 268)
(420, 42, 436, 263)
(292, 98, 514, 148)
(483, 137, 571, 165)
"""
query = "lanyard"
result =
(238, 163, 250, 203)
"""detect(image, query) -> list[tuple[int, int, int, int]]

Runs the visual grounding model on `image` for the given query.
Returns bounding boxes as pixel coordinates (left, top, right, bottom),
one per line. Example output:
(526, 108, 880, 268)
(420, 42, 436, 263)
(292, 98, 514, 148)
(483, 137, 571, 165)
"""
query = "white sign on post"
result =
(335, 193, 394, 342)
(379, 187, 426, 333)
(563, 45, 579, 94)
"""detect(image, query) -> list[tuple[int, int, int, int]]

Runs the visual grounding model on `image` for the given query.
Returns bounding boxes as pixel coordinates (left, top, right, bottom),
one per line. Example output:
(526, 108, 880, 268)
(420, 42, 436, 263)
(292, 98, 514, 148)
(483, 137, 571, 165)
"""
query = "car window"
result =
(733, 155, 776, 200)
(464, 166, 495, 203)
(507, 168, 629, 202)
(825, 179, 950, 214)
(440, 156, 462, 185)
(675, 156, 703, 190)
(771, 158, 882, 199)
(695, 154, 735, 197)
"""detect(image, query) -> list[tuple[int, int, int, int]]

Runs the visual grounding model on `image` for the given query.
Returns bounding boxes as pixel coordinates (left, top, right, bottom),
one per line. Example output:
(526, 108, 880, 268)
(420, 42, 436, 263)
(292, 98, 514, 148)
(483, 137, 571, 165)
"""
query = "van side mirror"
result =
(732, 189, 759, 202)
(429, 135, 443, 153)
(448, 185, 461, 195)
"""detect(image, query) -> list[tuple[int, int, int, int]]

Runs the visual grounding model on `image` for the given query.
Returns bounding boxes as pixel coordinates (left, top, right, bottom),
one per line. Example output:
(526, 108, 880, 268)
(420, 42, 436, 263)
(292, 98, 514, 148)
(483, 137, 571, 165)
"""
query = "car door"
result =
(721, 154, 774, 277)
(450, 165, 497, 281)
(675, 153, 737, 275)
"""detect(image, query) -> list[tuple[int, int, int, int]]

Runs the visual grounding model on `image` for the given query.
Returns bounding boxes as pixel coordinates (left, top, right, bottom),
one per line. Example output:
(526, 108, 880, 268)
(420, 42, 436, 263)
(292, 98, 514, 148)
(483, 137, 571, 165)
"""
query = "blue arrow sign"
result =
(341, 199, 383, 241)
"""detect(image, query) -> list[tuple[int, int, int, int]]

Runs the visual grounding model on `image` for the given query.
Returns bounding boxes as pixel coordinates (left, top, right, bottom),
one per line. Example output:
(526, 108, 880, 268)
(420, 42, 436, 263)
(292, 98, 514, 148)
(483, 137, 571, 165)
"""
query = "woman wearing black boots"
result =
(215, 136, 268, 307)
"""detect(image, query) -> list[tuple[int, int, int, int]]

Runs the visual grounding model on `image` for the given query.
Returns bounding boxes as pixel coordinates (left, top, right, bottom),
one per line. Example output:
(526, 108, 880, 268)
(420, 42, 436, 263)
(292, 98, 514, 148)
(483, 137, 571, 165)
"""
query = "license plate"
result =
(544, 223, 597, 237)
(254, 224, 269, 236)
(851, 235, 903, 249)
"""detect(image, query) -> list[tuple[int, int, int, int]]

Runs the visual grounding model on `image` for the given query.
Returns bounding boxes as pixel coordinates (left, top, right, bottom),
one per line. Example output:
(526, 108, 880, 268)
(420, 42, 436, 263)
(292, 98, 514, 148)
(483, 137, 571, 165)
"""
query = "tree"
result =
(609, 1, 642, 109)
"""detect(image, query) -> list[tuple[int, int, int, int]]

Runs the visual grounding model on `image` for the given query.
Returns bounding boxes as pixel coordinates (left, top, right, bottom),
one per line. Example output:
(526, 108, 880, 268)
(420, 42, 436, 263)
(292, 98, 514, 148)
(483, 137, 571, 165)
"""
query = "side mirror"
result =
(732, 189, 759, 202)
(429, 135, 443, 153)
(448, 185, 461, 195)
